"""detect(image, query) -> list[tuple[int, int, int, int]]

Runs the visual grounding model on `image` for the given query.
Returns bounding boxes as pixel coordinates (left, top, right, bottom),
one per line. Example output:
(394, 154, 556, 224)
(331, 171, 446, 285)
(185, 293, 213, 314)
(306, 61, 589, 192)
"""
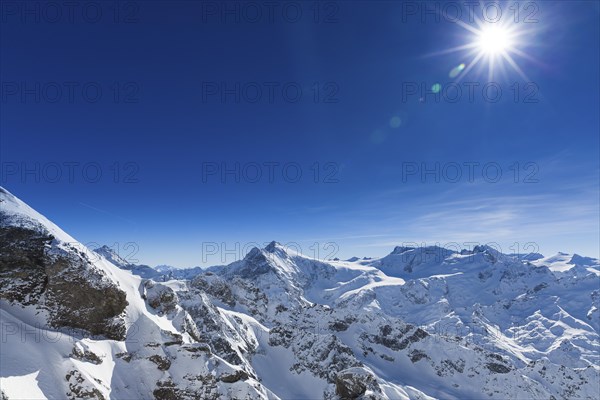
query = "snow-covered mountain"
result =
(89, 247, 205, 282)
(1, 187, 599, 399)
(154, 264, 205, 281)
(91, 246, 164, 280)
(93, 245, 132, 269)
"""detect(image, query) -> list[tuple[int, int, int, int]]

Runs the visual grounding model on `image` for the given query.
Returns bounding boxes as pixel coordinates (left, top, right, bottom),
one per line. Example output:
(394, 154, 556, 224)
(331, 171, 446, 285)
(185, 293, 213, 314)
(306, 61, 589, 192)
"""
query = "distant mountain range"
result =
(93, 245, 205, 281)
(1, 186, 598, 399)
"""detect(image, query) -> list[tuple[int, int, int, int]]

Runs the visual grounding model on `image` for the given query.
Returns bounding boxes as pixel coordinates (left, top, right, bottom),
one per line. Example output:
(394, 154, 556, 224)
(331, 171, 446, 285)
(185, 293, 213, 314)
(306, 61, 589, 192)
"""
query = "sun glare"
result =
(477, 26, 513, 55)
(428, 2, 537, 82)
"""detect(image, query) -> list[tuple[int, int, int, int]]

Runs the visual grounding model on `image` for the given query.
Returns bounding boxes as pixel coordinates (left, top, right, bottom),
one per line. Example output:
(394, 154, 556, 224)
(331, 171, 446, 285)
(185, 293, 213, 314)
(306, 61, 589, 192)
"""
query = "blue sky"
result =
(1, 1, 598, 267)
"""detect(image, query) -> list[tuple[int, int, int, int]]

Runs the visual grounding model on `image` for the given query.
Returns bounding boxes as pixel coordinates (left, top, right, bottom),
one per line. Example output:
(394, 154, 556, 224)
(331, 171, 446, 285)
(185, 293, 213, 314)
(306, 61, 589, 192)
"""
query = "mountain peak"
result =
(93, 244, 131, 268)
(244, 246, 264, 260)
(569, 254, 599, 267)
(389, 244, 455, 258)
(265, 240, 280, 252)
(472, 244, 499, 254)
(391, 246, 416, 254)
(242, 241, 284, 261)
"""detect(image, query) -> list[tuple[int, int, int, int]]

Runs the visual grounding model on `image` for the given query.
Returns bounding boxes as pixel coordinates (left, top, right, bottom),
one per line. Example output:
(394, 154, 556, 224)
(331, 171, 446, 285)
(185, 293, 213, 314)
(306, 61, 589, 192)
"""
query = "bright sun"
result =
(429, 2, 537, 82)
(477, 26, 513, 55)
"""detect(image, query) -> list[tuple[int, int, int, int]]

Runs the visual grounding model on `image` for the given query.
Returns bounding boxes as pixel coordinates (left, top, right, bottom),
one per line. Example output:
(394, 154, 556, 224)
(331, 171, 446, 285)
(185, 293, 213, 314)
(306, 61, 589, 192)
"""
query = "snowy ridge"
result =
(0, 187, 76, 244)
(0, 188, 268, 399)
(93, 245, 132, 269)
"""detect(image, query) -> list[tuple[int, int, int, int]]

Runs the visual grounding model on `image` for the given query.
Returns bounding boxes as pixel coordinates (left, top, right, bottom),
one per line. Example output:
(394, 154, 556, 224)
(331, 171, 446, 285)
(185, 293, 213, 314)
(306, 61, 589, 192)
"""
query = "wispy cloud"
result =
(359, 187, 599, 256)
(327, 166, 599, 257)
(79, 202, 138, 226)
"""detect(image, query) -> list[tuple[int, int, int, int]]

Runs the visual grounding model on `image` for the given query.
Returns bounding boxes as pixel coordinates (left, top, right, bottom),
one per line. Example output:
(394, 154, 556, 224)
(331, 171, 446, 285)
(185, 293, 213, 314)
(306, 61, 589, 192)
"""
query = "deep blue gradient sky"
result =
(1, 1, 599, 266)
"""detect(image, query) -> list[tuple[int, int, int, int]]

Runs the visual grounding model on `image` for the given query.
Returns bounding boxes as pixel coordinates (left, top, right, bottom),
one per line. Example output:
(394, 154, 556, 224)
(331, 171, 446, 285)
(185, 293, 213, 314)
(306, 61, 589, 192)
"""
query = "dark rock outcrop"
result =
(0, 225, 128, 340)
(149, 355, 172, 371)
(335, 367, 381, 399)
(219, 370, 249, 383)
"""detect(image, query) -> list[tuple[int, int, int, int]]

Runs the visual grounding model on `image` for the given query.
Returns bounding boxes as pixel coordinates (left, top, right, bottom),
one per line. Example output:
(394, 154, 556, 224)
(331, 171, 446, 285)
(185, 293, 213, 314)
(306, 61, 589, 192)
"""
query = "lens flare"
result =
(389, 116, 402, 128)
(449, 63, 466, 78)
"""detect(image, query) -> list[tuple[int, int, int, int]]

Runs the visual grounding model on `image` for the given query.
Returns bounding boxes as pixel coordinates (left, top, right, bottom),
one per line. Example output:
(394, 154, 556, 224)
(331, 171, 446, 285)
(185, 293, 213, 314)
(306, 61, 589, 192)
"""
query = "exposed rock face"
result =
(228, 247, 273, 278)
(70, 345, 103, 365)
(44, 248, 128, 340)
(148, 354, 171, 370)
(190, 273, 236, 307)
(219, 370, 249, 383)
(0, 226, 128, 340)
(364, 323, 428, 351)
(153, 377, 219, 400)
(0, 226, 52, 305)
(335, 367, 381, 399)
(486, 362, 511, 374)
(65, 370, 105, 400)
(144, 280, 178, 314)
